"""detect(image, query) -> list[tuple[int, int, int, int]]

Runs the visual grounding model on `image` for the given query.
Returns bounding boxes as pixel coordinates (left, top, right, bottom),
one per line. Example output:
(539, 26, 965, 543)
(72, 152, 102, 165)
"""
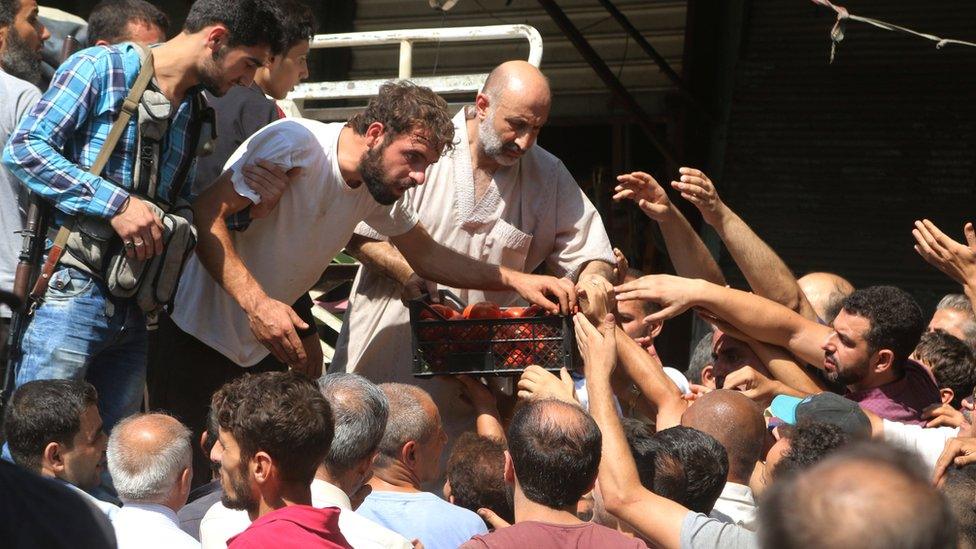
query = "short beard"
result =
(1, 30, 43, 85)
(358, 139, 403, 206)
(477, 108, 520, 167)
(826, 361, 869, 386)
(220, 461, 257, 514)
(199, 45, 229, 97)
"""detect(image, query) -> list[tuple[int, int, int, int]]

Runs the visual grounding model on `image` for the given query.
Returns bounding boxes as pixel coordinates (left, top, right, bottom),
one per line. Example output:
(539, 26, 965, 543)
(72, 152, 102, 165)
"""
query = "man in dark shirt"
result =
(461, 399, 645, 549)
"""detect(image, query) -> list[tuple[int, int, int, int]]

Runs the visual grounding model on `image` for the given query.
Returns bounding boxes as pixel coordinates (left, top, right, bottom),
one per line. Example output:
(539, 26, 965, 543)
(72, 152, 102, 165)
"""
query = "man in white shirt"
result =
(200, 373, 412, 548)
(3, 379, 119, 518)
(107, 413, 198, 548)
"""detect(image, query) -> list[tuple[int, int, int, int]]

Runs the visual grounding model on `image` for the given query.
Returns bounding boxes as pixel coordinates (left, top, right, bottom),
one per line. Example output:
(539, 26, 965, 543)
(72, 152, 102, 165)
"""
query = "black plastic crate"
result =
(408, 292, 576, 377)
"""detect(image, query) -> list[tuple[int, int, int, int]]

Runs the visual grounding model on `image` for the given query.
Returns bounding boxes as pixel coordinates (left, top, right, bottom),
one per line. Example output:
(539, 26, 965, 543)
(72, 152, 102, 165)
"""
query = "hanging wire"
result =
(810, 0, 976, 63)
(431, 9, 449, 76)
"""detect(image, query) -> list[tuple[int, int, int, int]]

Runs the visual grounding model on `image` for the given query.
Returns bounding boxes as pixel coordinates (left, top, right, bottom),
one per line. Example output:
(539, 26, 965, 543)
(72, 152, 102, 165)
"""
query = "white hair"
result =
(107, 414, 191, 503)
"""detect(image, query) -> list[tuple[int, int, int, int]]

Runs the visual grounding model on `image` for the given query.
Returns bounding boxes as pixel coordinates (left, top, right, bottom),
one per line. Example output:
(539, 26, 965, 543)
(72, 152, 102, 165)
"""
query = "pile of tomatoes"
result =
(416, 301, 557, 371)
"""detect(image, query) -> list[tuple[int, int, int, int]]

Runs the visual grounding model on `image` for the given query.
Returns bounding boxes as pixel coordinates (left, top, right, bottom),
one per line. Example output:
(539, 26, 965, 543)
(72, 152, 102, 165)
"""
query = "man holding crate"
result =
(332, 61, 615, 434)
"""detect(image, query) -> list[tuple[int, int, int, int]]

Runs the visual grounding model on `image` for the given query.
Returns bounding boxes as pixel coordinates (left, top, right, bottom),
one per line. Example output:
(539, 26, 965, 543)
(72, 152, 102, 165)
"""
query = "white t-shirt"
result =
(172, 119, 418, 366)
(882, 419, 958, 475)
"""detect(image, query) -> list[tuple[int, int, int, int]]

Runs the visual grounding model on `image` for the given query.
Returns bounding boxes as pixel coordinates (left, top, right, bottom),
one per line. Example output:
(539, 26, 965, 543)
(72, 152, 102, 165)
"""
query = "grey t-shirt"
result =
(0, 68, 41, 317)
(681, 512, 758, 549)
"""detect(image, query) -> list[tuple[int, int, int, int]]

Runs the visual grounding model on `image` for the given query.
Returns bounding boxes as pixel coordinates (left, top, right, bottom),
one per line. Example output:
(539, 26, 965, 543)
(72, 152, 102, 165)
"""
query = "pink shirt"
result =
(227, 505, 351, 549)
(846, 359, 940, 425)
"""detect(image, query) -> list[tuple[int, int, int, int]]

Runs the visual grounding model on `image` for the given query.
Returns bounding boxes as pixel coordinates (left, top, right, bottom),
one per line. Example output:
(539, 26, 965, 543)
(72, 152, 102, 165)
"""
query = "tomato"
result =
(463, 301, 502, 319)
(502, 307, 525, 319)
(420, 304, 459, 321)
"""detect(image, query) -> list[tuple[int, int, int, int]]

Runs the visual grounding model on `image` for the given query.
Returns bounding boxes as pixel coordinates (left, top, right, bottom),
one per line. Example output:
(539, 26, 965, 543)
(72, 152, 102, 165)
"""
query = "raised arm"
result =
(615, 275, 832, 367)
(612, 171, 725, 285)
(390, 224, 576, 314)
(673, 167, 816, 319)
(192, 170, 309, 365)
(576, 313, 689, 549)
(914, 219, 976, 314)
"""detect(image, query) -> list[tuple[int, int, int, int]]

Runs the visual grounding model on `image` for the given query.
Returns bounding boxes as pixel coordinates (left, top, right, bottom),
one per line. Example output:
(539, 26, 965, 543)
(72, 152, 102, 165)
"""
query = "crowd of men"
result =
(2, 0, 976, 548)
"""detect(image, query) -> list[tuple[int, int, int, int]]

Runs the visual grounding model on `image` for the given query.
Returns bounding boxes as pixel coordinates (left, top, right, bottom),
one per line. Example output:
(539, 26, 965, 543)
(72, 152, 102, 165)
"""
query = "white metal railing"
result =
(280, 24, 544, 119)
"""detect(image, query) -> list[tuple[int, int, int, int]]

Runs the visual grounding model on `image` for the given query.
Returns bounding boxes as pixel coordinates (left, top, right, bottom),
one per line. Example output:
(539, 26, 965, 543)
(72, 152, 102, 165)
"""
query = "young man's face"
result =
(359, 128, 441, 205)
(200, 43, 271, 98)
(60, 404, 108, 491)
(262, 40, 310, 100)
(0, 0, 49, 83)
(215, 428, 258, 513)
(823, 309, 874, 386)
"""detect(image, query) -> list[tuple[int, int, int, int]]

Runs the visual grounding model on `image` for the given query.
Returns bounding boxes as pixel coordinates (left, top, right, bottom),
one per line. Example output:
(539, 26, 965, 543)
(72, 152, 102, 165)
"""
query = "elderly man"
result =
(357, 383, 487, 549)
(333, 60, 614, 436)
(107, 413, 197, 549)
(928, 293, 976, 350)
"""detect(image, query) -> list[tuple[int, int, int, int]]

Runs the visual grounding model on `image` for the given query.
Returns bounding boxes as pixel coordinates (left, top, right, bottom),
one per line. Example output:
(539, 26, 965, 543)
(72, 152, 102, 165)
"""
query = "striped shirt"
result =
(1, 43, 198, 223)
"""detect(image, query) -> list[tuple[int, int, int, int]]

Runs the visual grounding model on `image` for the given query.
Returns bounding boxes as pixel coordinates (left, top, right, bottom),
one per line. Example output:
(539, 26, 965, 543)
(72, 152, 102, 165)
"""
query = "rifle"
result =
(0, 34, 80, 412)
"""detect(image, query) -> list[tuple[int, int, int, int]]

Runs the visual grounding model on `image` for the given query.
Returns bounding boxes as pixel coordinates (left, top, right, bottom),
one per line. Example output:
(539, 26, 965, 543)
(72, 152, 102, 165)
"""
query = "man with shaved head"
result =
(106, 413, 196, 548)
(681, 390, 765, 530)
(798, 272, 855, 323)
(335, 60, 615, 435)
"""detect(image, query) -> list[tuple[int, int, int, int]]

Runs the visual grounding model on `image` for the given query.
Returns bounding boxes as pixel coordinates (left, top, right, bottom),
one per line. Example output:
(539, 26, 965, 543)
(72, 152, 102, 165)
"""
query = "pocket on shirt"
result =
(485, 219, 533, 272)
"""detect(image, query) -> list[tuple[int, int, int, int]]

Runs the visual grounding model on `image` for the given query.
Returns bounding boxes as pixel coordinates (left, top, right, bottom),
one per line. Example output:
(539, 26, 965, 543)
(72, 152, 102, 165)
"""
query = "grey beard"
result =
(477, 115, 519, 167)
(1, 31, 43, 86)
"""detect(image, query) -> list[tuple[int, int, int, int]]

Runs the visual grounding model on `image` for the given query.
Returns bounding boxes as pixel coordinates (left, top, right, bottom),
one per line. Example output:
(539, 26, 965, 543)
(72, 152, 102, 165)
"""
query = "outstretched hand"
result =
(575, 313, 617, 382)
(612, 171, 672, 221)
(614, 274, 700, 324)
(913, 220, 976, 288)
(671, 167, 727, 226)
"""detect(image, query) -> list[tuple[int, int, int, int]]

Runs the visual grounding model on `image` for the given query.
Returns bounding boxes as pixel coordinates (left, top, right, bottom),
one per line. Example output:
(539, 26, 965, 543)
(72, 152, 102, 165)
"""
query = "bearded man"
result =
(332, 61, 615, 441)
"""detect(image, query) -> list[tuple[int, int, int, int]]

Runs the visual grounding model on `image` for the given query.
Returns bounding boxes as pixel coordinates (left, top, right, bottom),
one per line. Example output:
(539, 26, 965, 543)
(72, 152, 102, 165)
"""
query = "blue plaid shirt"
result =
(2, 43, 198, 222)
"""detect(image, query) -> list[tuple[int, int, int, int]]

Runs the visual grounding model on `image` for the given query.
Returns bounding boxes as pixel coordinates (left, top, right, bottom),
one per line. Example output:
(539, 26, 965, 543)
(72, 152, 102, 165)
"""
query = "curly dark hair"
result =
(841, 286, 925, 375)
(774, 420, 849, 479)
(446, 432, 514, 525)
(211, 371, 333, 484)
(915, 330, 976, 408)
(184, 0, 286, 55)
(347, 81, 456, 154)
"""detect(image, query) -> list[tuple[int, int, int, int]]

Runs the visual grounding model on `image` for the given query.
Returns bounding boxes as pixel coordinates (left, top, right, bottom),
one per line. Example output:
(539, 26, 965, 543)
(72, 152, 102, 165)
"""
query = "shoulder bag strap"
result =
(30, 49, 157, 301)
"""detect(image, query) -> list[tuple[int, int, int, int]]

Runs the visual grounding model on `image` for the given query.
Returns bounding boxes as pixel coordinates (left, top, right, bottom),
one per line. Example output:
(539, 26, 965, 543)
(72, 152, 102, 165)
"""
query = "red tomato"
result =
(502, 307, 525, 319)
(463, 301, 502, 319)
(420, 304, 459, 321)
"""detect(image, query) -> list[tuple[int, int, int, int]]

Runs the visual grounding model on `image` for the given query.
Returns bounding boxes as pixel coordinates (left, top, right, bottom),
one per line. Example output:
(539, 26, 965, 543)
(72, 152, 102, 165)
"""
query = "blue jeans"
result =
(12, 267, 147, 434)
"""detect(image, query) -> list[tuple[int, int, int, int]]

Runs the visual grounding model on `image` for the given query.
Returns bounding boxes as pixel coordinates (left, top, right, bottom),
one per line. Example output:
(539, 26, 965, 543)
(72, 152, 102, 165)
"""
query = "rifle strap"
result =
(29, 50, 157, 302)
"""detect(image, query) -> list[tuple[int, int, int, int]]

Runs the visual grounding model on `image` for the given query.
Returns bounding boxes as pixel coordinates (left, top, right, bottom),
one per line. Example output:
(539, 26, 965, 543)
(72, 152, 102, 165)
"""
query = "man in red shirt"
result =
(210, 371, 351, 548)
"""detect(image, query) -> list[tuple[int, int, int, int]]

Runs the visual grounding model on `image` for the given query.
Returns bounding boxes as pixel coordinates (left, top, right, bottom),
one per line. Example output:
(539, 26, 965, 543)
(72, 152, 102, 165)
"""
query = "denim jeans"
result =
(12, 266, 147, 434)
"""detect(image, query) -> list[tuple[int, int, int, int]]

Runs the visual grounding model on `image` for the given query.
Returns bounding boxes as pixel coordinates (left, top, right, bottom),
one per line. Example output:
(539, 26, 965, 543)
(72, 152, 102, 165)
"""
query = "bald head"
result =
(761, 442, 955, 549)
(107, 413, 192, 504)
(798, 272, 855, 322)
(681, 390, 765, 483)
(481, 60, 551, 105)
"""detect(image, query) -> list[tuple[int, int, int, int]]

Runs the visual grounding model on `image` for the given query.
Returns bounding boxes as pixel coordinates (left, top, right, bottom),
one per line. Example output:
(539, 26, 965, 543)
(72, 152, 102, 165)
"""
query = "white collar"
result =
(118, 501, 181, 525)
(311, 478, 352, 510)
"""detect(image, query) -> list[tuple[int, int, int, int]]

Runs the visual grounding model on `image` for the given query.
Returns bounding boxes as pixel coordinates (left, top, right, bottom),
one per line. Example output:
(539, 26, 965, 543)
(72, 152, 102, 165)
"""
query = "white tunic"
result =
(332, 106, 615, 385)
(172, 119, 418, 366)
(112, 502, 200, 549)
